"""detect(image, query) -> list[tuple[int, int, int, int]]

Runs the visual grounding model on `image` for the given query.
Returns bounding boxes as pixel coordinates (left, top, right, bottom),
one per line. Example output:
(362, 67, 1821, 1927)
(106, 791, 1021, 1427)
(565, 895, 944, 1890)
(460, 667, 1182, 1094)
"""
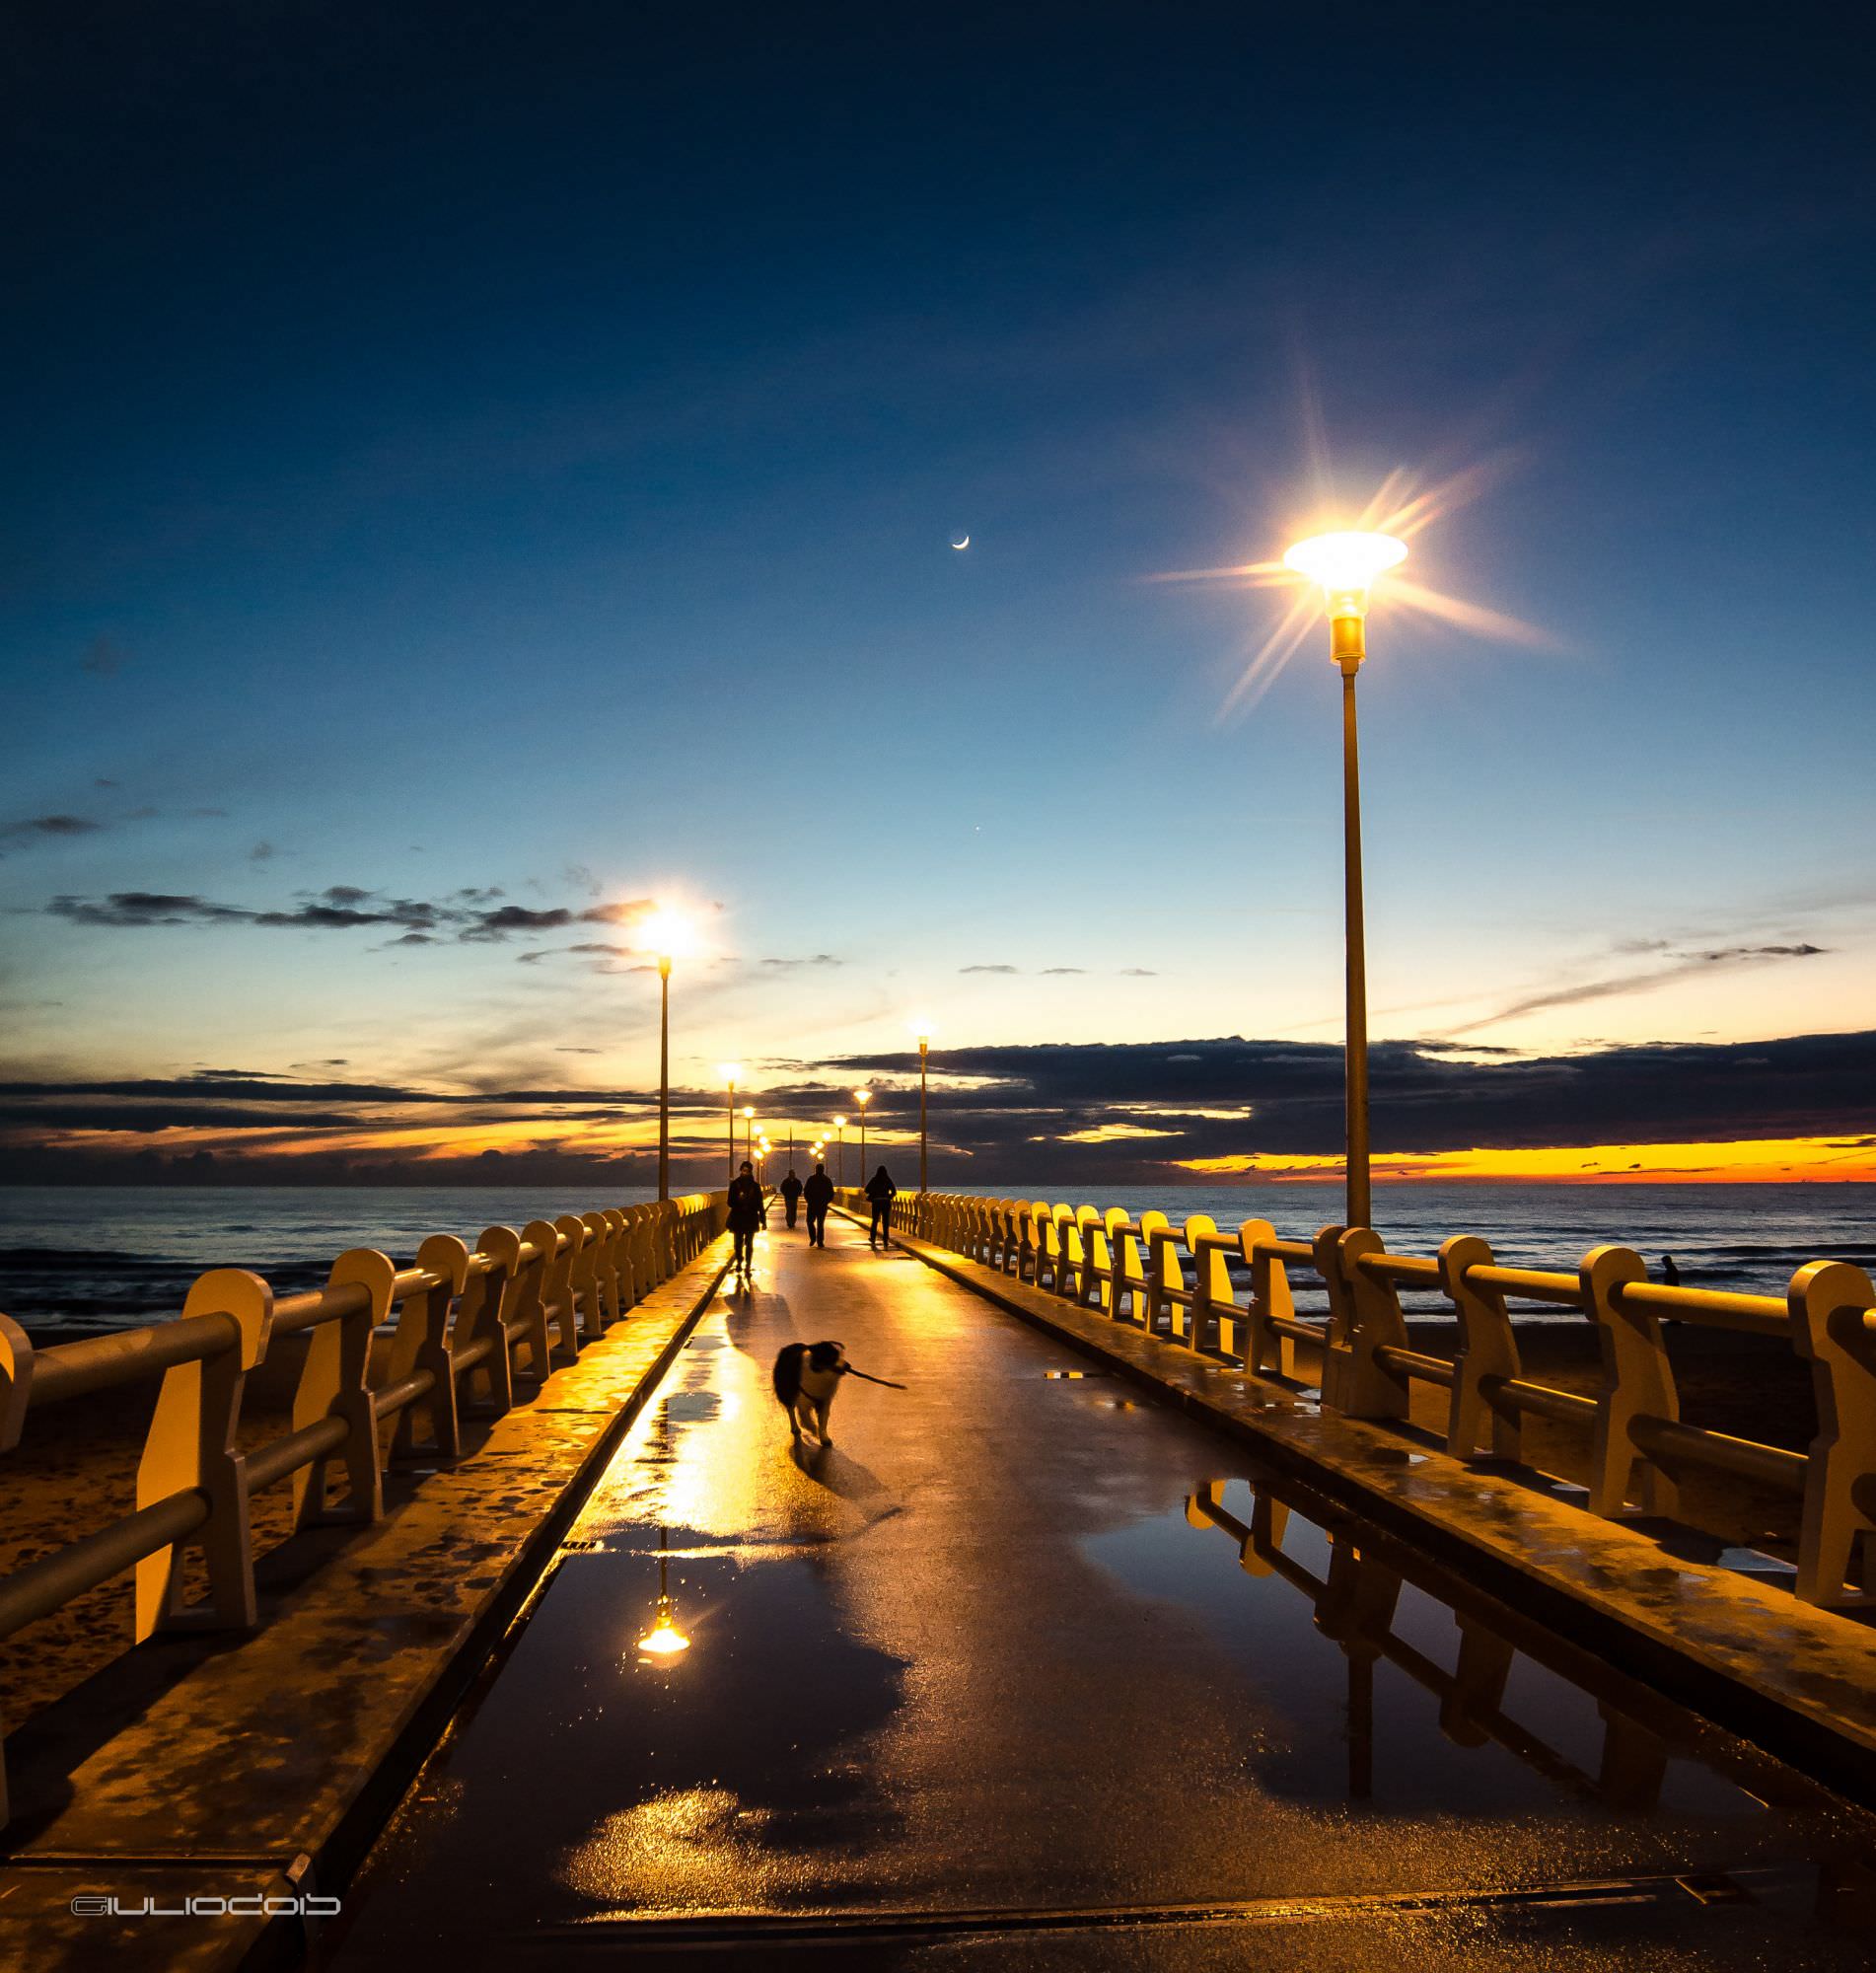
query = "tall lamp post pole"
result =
(854, 1087, 870, 1183)
(639, 907, 692, 1205)
(1281, 531, 1407, 1232)
(658, 955, 671, 1202)
(911, 1020, 932, 1194)
(833, 1115, 846, 1190)
(720, 1064, 741, 1182)
(742, 1106, 756, 1170)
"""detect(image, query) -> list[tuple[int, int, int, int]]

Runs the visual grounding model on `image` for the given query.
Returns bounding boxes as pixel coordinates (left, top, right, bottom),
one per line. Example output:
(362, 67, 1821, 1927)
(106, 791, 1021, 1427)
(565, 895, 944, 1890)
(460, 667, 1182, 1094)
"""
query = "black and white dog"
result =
(772, 1340, 848, 1446)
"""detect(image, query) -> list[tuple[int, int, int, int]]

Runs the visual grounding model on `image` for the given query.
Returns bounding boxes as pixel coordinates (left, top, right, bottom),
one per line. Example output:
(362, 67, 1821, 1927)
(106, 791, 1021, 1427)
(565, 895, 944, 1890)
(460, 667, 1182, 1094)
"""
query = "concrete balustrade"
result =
(899, 1192, 1876, 1615)
(0, 1190, 727, 1825)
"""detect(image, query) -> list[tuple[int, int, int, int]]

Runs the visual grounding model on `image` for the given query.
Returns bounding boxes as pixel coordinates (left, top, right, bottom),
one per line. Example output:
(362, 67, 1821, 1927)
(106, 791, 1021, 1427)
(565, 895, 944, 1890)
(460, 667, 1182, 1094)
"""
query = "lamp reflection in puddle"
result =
(637, 1525, 691, 1658)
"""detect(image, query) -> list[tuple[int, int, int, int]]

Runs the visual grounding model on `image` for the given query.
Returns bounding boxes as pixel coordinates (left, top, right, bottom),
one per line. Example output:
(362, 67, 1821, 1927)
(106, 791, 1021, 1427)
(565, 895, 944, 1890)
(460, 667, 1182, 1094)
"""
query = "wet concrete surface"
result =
(327, 1218, 1876, 1967)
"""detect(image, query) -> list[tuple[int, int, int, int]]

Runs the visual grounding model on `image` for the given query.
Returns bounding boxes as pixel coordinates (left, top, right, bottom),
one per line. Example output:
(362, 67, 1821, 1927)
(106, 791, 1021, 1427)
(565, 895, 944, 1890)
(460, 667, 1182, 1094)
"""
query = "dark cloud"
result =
(250, 841, 277, 861)
(1041, 967, 1086, 976)
(49, 892, 250, 926)
(461, 905, 580, 938)
(760, 954, 841, 969)
(42, 883, 664, 944)
(1, 815, 103, 854)
(1449, 942, 1829, 1035)
(960, 963, 1019, 975)
(1118, 968, 1158, 978)
(819, 1030, 1876, 1180)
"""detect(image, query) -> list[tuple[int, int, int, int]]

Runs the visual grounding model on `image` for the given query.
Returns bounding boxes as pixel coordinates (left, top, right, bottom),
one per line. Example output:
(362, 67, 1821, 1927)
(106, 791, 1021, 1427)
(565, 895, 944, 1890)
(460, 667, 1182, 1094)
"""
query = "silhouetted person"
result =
(1661, 1254, 1681, 1287)
(779, 1166, 804, 1229)
(863, 1164, 898, 1250)
(727, 1161, 762, 1276)
(803, 1161, 834, 1248)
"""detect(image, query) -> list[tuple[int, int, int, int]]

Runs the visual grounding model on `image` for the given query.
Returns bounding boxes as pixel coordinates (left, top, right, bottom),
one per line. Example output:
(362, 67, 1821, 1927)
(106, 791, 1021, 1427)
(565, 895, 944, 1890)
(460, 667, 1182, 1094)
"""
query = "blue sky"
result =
(2, 2, 1871, 1181)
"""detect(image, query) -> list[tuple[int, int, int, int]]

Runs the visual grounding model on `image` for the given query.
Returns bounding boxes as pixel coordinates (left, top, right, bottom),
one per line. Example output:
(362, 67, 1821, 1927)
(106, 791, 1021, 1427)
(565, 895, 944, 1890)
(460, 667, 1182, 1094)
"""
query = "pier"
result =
(1, 1194, 1873, 1967)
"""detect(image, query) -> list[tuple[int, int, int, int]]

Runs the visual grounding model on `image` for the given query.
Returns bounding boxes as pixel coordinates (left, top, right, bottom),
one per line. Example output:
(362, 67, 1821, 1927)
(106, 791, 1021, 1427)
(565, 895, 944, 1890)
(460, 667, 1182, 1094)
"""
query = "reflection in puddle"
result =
(635, 1525, 691, 1659)
(1090, 1477, 1828, 1827)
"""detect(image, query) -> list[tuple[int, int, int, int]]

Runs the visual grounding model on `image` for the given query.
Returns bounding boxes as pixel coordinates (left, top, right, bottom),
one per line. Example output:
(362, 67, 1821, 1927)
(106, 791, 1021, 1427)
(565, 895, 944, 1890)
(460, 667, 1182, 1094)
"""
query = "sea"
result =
(1, 1181, 1872, 1339)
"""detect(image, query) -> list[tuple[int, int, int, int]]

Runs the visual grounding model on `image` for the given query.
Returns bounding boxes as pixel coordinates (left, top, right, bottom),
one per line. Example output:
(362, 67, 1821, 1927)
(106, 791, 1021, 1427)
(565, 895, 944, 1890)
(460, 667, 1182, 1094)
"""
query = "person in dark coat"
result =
(863, 1164, 898, 1250)
(727, 1160, 762, 1276)
(802, 1160, 834, 1248)
(779, 1166, 804, 1229)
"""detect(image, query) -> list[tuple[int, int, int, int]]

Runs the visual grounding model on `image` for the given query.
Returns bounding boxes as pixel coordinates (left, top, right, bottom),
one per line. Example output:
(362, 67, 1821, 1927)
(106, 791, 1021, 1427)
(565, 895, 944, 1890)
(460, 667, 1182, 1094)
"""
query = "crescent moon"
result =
(951, 535, 970, 550)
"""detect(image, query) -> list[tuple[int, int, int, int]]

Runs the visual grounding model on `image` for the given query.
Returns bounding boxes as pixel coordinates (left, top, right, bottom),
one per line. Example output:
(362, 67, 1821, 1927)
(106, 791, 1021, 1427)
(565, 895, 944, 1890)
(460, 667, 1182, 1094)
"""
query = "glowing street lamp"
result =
(833, 1113, 847, 1189)
(719, 1063, 742, 1182)
(854, 1087, 871, 1181)
(909, 1018, 932, 1194)
(639, 906, 694, 1203)
(1280, 531, 1407, 1229)
(741, 1104, 756, 1168)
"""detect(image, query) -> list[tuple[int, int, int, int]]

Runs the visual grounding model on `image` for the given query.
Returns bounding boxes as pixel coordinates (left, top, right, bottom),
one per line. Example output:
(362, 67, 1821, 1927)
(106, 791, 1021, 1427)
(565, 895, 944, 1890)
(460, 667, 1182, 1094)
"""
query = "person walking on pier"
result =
(803, 1159, 833, 1248)
(779, 1165, 804, 1230)
(863, 1163, 898, 1250)
(727, 1160, 763, 1277)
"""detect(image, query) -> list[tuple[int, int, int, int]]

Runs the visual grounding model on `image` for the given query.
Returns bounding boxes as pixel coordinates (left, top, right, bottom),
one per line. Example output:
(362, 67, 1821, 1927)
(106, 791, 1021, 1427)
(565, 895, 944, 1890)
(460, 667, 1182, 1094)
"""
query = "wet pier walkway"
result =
(327, 1215, 1876, 1969)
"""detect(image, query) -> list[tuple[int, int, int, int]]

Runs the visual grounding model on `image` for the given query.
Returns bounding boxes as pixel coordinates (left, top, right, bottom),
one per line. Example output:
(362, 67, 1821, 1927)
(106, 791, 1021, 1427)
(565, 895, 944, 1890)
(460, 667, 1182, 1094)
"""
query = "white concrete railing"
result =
(0, 1190, 728, 1824)
(892, 1193, 1876, 1616)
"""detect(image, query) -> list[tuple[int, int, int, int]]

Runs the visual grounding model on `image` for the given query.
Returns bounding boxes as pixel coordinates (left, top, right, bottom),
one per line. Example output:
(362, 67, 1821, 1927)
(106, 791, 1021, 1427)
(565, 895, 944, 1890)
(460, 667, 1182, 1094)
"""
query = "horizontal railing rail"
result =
(885, 1191, 1876, 1618)
(0, 1189, 729, 1824)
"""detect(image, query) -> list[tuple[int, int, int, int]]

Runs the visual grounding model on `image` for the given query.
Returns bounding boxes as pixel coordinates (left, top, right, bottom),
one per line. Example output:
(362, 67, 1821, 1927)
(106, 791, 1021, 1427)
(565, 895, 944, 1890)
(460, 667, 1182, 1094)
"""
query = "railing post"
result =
(1056, 1207, 1085, 1301)
(557, 1214, 604, 1344)
(488, 1222, 553, 1386)
(1184, 1216, 1235, 1357)
(1335, 1227, 1412, 1422)
(135, 1268, 271, 1640)
(1138, 1211, 1171, 1332)
(1787, 1259, 1876, 1608)
(295, 1249, 392, 1526)
(0, 1313, 32, 1454)
(1582, 1245, 1679, 1520)
(457, 1232, 518, 1418)
(1438, 1234, 1521, 1461)
(1082, 1209, 1119, 1312)
(584, 1211, 622, 1327)
(397, 1234, 467, 1461)
(1239, 1221, 1295, 1380)
(524, 1219, 579, 1362)
(1315, 1223, 1355, 1408)
(1113, 1212, 1146, 1325)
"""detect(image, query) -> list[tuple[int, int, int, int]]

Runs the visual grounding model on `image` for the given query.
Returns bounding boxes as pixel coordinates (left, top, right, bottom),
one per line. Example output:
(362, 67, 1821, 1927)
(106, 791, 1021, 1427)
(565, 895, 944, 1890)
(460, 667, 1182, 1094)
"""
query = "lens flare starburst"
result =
(1147, 457, 1553, 717)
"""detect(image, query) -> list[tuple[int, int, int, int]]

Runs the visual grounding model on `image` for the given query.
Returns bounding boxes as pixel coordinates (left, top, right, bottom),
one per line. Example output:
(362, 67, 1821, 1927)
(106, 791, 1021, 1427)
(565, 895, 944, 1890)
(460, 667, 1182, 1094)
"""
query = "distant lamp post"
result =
(719, 1063, 742, 1182)
(854, 1087, 871, 1181)
(909, 1018, 932, 1194)
(833, 1114, 847, 1189)
(742, 1105, 756, 1169)
(639, 906, 694, 1202)
(1280, 530, 1407, 1231)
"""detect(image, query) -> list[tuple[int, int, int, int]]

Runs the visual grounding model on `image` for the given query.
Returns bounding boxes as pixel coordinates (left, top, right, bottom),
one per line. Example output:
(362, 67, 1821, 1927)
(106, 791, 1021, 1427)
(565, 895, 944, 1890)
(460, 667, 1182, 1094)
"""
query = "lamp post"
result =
(910, 1019, 932, 1194)
(639, 907, 692, 1203)
(719, 1063, 742, 1182)
(854, 1087, 871, 1182)
(1280, 530, 1407, 1232)
(742, 1105, 756, 1170)
(833, 1114, 846, 1189)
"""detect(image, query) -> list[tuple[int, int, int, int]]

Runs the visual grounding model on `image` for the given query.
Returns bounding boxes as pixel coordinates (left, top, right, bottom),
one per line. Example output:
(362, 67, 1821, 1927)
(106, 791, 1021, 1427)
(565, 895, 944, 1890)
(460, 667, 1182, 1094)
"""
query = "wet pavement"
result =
(327, 1215, 1876, 1967)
